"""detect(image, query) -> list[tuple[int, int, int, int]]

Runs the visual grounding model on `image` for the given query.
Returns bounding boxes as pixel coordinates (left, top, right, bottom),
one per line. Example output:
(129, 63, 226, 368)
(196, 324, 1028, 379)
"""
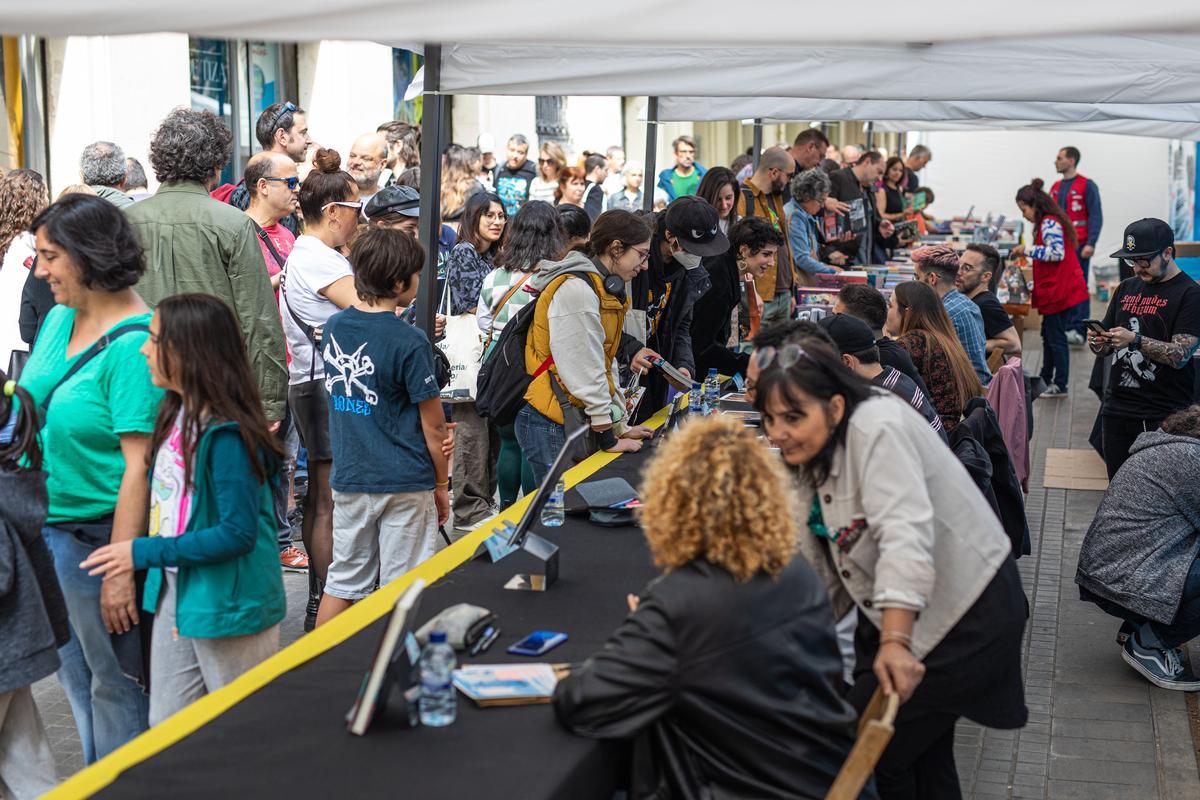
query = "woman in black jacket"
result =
(554, 415, 867, 800)
(691, 216, 785, 378)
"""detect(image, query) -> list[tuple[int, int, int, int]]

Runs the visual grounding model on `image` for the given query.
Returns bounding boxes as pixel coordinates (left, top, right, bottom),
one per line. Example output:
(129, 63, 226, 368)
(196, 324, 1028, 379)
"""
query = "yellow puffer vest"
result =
(524, 272, 629, 425)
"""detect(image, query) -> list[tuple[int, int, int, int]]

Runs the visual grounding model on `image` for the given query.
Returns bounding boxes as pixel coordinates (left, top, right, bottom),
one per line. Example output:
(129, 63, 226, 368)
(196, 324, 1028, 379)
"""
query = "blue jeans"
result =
(43, 526, 149, 763)
(514, 404, 566, 487)
(1040, 310, 1071, 390)
(1070, 253, 1092, 334)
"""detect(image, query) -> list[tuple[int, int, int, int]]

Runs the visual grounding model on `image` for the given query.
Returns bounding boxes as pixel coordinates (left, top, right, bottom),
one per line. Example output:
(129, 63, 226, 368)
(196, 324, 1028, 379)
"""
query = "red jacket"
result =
(1031, 218, 1088, 316)
(1050, 175, 1090, 248)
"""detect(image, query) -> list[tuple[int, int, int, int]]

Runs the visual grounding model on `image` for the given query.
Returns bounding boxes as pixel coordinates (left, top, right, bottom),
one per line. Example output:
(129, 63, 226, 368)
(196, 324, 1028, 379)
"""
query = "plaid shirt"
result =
(942, 289, 991, 385)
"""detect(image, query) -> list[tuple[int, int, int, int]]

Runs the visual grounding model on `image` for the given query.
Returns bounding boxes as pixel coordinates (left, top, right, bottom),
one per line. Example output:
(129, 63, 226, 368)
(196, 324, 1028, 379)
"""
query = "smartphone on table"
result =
(506, 630, 568, 657)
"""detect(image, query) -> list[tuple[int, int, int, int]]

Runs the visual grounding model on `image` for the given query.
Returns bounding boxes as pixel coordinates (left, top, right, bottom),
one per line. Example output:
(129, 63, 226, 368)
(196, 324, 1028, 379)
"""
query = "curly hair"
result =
(0, 169, 49, 253)
(1162, 405, 1200, 439)
(638, 415, 799, 582)
(30, 194, 145, 292)
(80, 141, 127, 187)
(148, 107, 232, 184)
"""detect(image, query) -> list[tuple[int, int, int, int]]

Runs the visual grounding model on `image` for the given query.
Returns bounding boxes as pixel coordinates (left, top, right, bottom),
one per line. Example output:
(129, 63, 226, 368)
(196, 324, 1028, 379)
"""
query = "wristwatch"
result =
(1133, 332, 1143, 351)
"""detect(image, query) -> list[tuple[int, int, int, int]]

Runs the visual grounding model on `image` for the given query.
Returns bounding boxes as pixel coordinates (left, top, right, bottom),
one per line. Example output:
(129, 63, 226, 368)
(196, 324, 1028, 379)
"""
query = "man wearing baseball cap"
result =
(1090, 218, 1200, 476)
(625, 196, 730, 420)
(818, 314, 947, 442)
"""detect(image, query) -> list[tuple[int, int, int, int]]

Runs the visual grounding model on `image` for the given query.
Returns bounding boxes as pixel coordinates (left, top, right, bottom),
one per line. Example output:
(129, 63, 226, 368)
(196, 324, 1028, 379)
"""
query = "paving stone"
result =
(1050, 736, 1155, 764)
(1049, 756, 1158, 785)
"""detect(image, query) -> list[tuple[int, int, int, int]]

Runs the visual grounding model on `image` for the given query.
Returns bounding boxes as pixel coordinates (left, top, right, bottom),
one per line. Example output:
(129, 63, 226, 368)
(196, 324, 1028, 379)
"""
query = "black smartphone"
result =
(1083, 319, 1108, 335)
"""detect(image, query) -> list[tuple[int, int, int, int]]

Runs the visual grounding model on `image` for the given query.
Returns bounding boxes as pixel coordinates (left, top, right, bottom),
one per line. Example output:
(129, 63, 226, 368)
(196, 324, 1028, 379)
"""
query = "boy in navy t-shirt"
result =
(316, 228, 450, 625)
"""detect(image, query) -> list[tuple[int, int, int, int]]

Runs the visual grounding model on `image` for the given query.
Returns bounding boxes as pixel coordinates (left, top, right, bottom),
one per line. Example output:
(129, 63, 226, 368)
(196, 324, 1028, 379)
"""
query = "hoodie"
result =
(1076, 430, 1200, 623)
(529, 252, 627, 428)
(0, 469, 69, 694)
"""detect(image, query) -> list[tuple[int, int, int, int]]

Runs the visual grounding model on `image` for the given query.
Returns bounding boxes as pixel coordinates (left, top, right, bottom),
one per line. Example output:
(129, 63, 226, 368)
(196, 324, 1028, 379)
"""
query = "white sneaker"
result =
(1066, 330, 1086, 347)
(1040, 385, 1068, 399)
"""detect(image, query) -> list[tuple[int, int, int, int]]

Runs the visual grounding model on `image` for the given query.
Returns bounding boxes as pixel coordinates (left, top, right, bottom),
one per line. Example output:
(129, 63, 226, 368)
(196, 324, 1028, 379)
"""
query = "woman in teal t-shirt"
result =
(473, 201, 565, 508)
(19, 195, 162, 763)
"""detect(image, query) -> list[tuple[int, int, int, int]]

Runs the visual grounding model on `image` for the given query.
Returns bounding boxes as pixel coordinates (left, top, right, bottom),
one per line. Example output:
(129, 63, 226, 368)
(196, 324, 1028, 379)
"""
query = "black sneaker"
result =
(1122, 634, 1200, 691)
(1116, 620, 1135, 646)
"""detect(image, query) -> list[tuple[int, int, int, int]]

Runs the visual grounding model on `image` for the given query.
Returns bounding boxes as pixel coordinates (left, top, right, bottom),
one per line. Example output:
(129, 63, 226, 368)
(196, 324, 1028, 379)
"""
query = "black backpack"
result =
(475, 271, 599, 426)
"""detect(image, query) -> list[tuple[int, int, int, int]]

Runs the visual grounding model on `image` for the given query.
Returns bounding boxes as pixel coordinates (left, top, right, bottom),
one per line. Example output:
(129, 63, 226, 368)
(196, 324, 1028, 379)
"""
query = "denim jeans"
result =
(1093, 554, 1200, 650)
(514, 404, 566, 486)
(43, 527, 149, 763)
(1040, 310, 1071, 390)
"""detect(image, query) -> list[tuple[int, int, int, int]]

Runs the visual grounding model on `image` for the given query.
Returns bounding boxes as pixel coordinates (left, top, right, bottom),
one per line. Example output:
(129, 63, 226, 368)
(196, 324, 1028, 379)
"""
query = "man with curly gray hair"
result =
(127, 107, 288, 421)
(80, 141, 133, 209)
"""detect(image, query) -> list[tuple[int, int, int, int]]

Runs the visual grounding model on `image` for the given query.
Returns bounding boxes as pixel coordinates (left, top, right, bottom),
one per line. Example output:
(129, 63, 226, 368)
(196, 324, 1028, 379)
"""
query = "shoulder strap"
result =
(741, 185, 756, 216)
(481, 277, 529, 353)
(254, 224, 287, 269)
(40, 322, 150, 413)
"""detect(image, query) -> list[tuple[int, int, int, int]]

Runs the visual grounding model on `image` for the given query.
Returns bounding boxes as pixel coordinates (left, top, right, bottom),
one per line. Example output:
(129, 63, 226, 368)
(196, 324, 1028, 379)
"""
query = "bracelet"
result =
(435, 480, 449, 488)
(879, 630, 913, 648)
(1133, 332, 1143, 351)
(595, 427, 618, 450)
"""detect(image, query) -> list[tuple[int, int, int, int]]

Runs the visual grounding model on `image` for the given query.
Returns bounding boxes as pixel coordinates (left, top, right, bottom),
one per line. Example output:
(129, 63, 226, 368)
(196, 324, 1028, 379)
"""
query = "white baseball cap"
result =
(477, 133, 496, 154)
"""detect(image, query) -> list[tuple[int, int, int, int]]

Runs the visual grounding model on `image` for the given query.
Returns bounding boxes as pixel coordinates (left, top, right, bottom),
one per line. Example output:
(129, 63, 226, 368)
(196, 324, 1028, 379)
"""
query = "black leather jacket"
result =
(553, 558, 871, 799)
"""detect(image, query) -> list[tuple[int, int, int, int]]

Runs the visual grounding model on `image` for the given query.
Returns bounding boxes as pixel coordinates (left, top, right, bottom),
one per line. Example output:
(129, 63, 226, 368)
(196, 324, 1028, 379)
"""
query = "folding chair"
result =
(825, 689, 900, 800)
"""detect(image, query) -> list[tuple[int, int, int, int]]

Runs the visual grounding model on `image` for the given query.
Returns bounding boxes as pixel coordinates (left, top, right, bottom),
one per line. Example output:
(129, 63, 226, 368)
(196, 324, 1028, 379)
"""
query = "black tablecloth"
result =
(95, 451, 660, 799)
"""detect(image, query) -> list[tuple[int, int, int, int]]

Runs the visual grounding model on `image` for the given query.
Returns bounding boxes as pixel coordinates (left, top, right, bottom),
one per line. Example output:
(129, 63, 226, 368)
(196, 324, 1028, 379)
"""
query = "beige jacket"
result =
(794, 392, 1012, 659)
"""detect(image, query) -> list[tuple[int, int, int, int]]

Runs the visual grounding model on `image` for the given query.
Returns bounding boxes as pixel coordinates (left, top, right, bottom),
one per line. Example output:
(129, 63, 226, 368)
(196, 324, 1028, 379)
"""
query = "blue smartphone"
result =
(506, 630, 568, 656)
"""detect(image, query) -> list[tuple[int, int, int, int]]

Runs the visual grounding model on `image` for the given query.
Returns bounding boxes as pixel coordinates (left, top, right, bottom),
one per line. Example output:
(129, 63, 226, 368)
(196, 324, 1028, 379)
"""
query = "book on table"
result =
(452, 663, 561, 707)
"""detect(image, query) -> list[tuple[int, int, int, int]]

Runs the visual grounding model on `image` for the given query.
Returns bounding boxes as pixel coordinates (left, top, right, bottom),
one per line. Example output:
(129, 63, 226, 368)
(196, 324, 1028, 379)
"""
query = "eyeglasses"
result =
(322, 200, 364, 212)
(752, 344, 812, 372)
(631, 246, 651, 264)
(263, 176, 300, 190)
(1127, 255, 1159, 268)
(267, 102, 297, 133)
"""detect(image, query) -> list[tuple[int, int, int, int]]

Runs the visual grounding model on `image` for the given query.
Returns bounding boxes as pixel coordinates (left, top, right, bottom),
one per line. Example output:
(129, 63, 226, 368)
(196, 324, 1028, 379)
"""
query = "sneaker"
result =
(1116, 620, 1135, 646)
(1122, 633, 1200, 691)
(1066, 330, 1086, 347)
(1039, 385, 1068, 399)
(280, 545, 309, 573)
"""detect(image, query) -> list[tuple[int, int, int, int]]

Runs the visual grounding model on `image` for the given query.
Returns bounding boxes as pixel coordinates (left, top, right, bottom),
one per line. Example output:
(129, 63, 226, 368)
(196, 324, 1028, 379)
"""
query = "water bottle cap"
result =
(707, 368, 718, 376)
(692, 382, 702, 390)
(430, 631, 447, 643)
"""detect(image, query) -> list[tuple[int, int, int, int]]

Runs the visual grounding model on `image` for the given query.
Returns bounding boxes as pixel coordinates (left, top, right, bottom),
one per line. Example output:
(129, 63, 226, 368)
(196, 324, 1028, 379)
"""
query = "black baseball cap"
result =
(1109, 218, 1174, 260)
(664, 196, 729, 257)
(818, 314, 877, 355)
(365, 185, 420, 219)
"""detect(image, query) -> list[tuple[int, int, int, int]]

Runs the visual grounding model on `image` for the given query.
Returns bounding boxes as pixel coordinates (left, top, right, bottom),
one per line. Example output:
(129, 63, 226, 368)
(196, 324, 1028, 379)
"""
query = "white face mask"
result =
(673, 250, 703, 270)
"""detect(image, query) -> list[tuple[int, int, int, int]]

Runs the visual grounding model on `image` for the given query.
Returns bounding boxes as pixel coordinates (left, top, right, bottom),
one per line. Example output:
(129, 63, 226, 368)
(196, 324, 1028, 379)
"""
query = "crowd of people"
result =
(4, 94, 1200, 800)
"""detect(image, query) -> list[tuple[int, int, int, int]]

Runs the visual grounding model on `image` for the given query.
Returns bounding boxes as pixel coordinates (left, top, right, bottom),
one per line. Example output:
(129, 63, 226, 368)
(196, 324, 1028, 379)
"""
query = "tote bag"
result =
(439, 279, 485, 401)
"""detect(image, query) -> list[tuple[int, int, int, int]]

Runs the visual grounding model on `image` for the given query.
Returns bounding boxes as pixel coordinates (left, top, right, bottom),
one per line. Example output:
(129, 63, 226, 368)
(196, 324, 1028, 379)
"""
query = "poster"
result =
(392, 48, 423, 124)
(1167, 139, 1195, 241)
(248, 42, 279, 128)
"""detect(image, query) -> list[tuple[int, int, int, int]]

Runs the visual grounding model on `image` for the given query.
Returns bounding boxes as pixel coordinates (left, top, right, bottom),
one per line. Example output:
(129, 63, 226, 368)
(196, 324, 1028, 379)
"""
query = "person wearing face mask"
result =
(278, 148, 362, 631)
(1088, 218, 1200, 477)
(752, 339, 1027, 799)
(690, 216, 784, 379)
(626, 196, 730, 422)
(736, 147, 796, 324)
(515, 211, 656, 482)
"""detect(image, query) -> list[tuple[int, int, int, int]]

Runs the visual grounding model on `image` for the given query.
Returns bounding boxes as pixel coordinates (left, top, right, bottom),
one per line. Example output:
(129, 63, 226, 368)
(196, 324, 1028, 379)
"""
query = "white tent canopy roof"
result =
(6, 1, 1200, 45)
(872, 118, 1200, 140)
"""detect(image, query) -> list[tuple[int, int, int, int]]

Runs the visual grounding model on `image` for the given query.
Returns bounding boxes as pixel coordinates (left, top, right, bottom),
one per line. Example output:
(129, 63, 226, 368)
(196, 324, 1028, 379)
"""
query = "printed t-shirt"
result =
(19, 307, 162, 524)
(1101, 271, 1200, 419)
(280, 235, 353, 385)
(148, 413, 193, 573)
(323, 307, 440, 493)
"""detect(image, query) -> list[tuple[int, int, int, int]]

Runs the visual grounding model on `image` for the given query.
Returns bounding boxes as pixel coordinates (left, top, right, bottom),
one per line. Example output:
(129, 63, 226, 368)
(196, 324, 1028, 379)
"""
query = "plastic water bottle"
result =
(704, 368, 720, 415)
(419, 631, 457, 727)
(540, 479, 566, 527)
(688, 382, 704, 417)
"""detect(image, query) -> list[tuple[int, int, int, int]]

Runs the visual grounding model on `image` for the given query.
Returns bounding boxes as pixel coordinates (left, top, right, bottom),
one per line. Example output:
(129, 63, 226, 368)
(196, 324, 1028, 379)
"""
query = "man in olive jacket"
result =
(128, 108, 287, 420)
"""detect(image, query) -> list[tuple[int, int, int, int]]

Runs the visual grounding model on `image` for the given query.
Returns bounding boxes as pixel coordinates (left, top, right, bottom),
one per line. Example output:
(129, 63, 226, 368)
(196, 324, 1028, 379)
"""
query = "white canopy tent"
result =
(5, 0, 1200, 45)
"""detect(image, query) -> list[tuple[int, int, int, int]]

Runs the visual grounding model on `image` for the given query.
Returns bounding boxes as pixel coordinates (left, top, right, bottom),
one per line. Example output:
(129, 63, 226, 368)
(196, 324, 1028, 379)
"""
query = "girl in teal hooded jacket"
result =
(81, 294, 286, 725)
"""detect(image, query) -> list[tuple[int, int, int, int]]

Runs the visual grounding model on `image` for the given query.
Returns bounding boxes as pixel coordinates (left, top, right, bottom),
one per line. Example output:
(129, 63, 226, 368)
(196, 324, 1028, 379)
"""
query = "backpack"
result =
(475, 271, 600, 426)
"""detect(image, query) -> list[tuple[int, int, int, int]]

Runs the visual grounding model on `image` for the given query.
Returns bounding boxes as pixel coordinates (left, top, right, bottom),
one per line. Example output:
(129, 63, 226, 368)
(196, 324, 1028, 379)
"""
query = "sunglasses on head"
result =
(752, 343, 813, 372)
(263, 176, 300, 190)
(322, 200, 363, 212)
(267, 101, 297, 133)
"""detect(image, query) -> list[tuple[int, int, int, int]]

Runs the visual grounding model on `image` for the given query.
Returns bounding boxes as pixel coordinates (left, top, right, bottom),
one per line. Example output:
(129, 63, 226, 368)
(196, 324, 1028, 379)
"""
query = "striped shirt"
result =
(873, 366, 948, 443)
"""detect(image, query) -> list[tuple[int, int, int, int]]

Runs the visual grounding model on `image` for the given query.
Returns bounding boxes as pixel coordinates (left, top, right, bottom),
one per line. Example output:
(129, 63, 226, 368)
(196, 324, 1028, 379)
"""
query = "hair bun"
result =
(1029, 177, 1044, 191)
(312, 148, 342, 174)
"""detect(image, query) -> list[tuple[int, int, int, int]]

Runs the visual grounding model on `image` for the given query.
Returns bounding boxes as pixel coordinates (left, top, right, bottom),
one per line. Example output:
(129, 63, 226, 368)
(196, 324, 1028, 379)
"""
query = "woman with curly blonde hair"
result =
(554, 415, 861, 800)
(0, 169, 49, 370)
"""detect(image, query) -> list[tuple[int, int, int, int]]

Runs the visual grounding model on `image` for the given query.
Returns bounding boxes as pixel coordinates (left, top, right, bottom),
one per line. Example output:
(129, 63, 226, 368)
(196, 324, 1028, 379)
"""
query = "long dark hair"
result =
(456, 191, 505, 254)
(149, 294, 283, 489)
(751, 339, 874, 486)
(1016, 178, 1078, 250)
(495, 200, 564, 271)
(698, 166, 739, 227)
(0, 371, 42, 472)
(884, 156, 905, 189)
(894, 281, 984, 409)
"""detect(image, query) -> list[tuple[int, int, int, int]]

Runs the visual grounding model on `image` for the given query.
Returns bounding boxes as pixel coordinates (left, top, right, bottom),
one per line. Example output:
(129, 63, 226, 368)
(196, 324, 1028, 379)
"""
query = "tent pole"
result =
(642, 97, 658, 212)
(865, 121, 874, 151)
(417, 43, 444, 342)
(751, 118, 763, 171)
